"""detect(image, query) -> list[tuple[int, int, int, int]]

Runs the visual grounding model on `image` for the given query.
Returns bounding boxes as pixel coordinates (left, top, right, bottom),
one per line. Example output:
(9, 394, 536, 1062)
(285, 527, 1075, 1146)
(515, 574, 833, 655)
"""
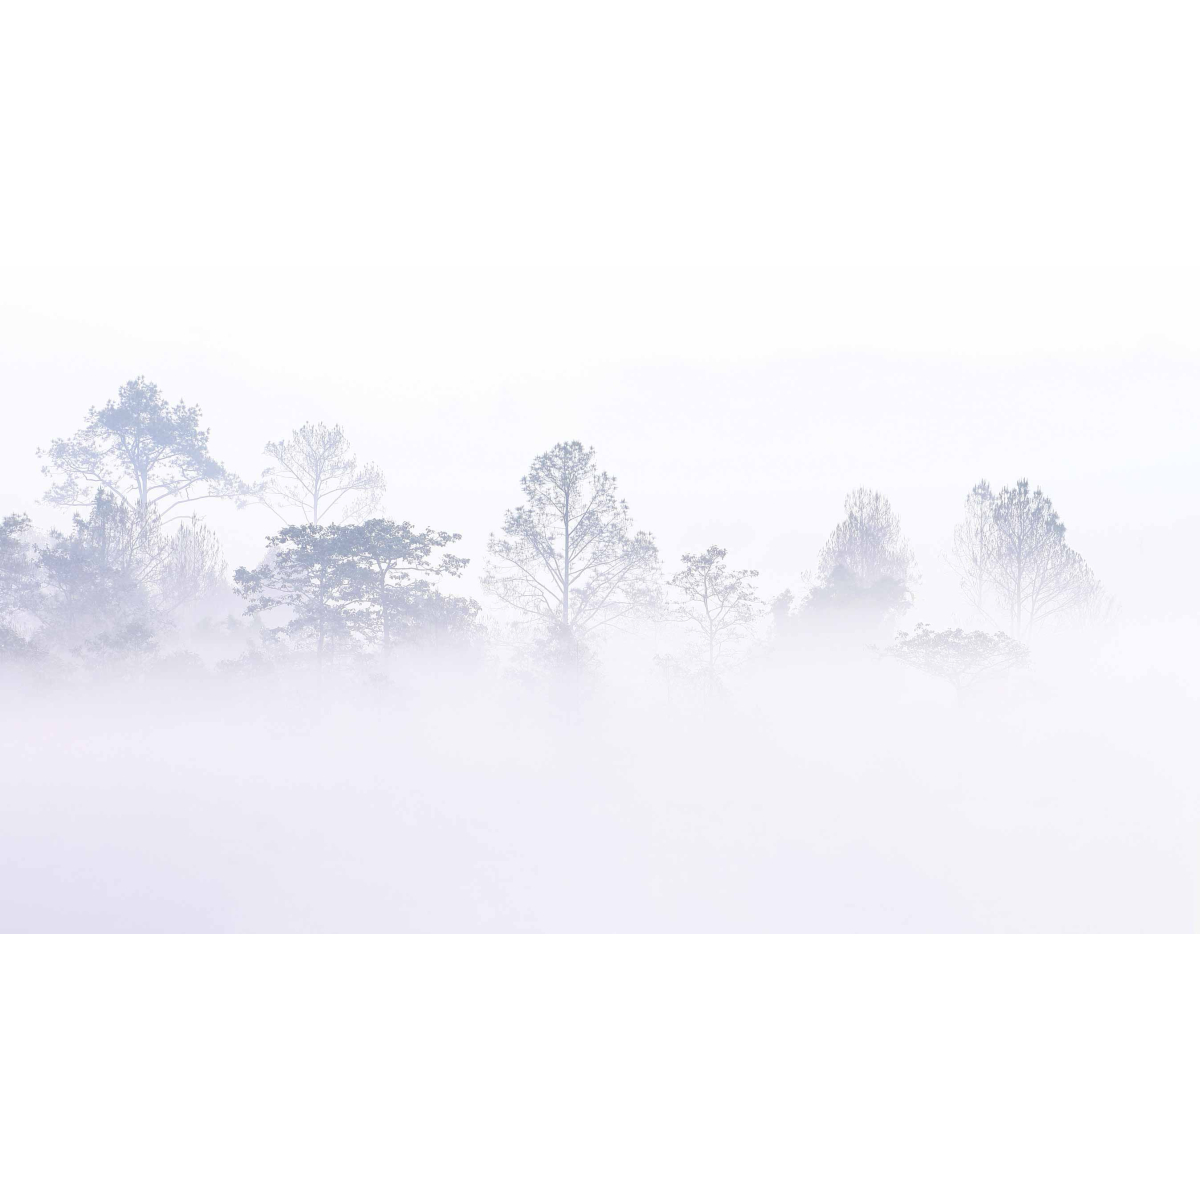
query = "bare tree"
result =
(259, 423, 386, 525)
(483, 442, 660, 650)
(948, 478, 1108, 640)
(39, 377, 245, 519)
(668, 545, 762, 680)
(988, 480, 1100, 639)
(950, 480, 995, 617)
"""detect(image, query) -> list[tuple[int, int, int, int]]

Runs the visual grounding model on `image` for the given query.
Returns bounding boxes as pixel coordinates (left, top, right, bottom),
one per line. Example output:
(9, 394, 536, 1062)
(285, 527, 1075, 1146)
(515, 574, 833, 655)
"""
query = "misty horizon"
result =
(3, 297, 1196, 930)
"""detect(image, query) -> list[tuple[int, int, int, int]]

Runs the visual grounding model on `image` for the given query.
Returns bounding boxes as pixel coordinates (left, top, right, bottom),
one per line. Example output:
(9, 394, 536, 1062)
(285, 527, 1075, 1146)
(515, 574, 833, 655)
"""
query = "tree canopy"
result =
(484, 442, 660, 645)
(39, 377, 244, 517)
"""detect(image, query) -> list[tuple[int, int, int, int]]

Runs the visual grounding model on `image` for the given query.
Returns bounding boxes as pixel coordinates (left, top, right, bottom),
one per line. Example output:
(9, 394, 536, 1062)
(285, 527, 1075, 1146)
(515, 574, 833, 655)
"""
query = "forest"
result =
(1, 376, 1113, 696)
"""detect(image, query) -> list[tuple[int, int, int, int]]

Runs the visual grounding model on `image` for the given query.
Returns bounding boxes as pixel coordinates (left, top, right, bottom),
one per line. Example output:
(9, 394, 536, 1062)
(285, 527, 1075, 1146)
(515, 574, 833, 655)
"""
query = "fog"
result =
(1, 269, 1197, 931)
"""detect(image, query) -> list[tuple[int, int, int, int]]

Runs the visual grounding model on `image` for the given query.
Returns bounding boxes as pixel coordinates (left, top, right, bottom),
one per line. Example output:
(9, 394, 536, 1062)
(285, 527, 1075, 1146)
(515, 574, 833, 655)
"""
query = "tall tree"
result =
(988, 480, 1090, 640)
(259, 422, 386, 525)
(483, 442, 660, 648)
(950, 479, 1106, 641)
(39, 377, 244, 518)
(668, 545, 762, 679)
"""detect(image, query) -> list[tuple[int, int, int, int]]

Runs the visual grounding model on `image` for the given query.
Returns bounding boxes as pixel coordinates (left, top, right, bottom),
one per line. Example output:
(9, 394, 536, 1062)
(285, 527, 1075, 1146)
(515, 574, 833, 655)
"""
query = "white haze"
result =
(1, 268, 1198, 931)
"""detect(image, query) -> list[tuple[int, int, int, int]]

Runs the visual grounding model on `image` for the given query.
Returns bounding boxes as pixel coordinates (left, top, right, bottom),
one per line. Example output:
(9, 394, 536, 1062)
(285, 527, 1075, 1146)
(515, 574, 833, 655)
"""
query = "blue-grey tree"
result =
(668, 545, 762, 680)
(38, 377, 245, 519)
(235, 525, 363, 660)
(258, 422, 386, 525)
(805, 488, 915, 624)
(235, 520, 474, 659)
(346, 518, 469, 651)
(38, 493, 158, 656)
(951, 479, 1106, 641)
(817, 488, 916, 592)
(0, 513, 41, 657)
(159, 516, 229, 613)
(483, 442, 660, 649)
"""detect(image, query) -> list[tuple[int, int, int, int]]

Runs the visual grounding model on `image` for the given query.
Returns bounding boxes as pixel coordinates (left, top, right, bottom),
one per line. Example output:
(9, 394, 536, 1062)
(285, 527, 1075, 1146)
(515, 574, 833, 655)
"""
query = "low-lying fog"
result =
(2, 270, 1197, 932)
(2, 616, 1194, 932)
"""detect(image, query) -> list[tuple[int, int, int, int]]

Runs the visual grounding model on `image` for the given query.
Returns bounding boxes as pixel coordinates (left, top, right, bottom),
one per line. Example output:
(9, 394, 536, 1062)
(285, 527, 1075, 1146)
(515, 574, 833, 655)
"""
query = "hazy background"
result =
(3, 2, 1199, 933)
(2, 268, 1197, 932)
(3, 267, 1199, 625)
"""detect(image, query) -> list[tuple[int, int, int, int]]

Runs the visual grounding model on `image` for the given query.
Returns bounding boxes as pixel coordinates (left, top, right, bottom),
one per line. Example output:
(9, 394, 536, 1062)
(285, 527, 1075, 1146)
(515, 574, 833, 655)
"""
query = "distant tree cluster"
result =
(1, 378, 1113, 697)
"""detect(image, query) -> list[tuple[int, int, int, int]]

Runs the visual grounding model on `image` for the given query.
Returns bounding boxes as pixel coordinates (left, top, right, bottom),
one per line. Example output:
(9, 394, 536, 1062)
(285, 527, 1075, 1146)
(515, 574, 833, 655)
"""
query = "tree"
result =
(378, 579, 483, 649)
(949, 479, 1107, 640)
(38, 494, 156, 654)
(234, 525, 362, 660)
(39, 377, 244, 518)
(950, 480, 995, 617)
(159, 516, 229, 613)
(989, 480, 1090, 640)
(347, 518, 468, 651)
(804, 565, 911, 623)
(483, 442, 660, 653)
(885, 623, 1029, 695)
(234, 519, 474, 661)
(668, 545, 762, 680)
(806, 488, 915, 624)
(817, 488, 916, 590)
(259, 422, 386, 525)
(0, 514, 41, 655)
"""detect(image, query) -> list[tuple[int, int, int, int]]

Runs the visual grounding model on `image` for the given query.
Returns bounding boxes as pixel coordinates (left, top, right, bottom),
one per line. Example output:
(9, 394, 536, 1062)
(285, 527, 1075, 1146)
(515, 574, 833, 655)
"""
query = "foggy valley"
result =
(2, 315, 1196, 931)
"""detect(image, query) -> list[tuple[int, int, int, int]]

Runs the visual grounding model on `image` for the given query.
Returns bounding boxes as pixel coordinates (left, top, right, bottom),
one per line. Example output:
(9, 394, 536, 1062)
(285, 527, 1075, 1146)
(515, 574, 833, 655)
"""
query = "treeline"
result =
(0, 378, 1111, 693)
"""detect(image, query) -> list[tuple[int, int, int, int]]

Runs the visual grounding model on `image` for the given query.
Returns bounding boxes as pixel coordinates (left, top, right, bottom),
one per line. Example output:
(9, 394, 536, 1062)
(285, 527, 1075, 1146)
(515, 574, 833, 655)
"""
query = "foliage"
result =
(0, 514, 41, 655)
(38, 495, 157, 654)
(803, 565, 911, 624)
(347, 518, 469, 649)
(39, 377, 245, 516)
(235, 524, 363, 658)
(235, 519, 475, 658)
